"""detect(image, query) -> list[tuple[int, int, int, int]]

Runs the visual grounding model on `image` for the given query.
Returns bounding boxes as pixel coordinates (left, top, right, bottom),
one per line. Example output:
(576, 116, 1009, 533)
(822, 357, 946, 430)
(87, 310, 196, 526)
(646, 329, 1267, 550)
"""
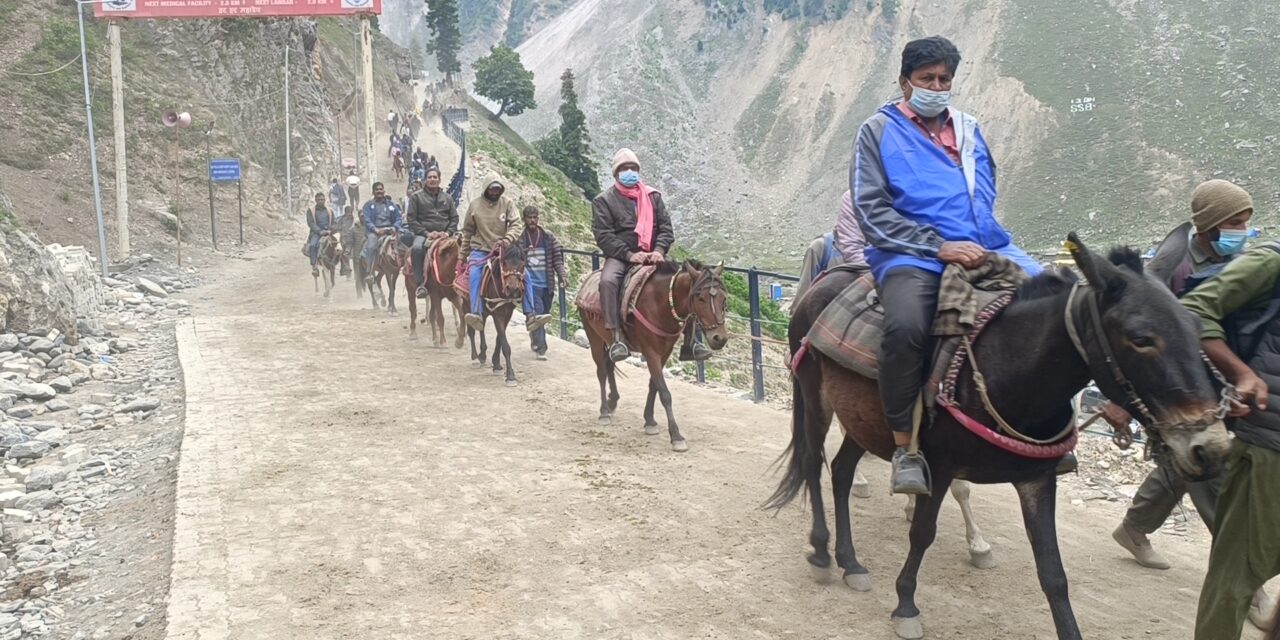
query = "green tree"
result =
(537, 69, 600, 198)
(472, 44, 537, 118)
(424, 0, 462, 80)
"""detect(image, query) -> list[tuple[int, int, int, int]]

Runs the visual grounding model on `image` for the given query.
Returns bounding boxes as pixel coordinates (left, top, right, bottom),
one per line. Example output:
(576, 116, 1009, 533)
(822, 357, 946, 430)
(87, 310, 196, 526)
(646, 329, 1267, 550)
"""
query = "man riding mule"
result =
(843, 36, 1043, 495)
(461, 177, 522, 333)
(593, 148, 709, 363)
(304, 192, 336, 275)
(360, 182, 404, 285)
(407, 166, 459, 299)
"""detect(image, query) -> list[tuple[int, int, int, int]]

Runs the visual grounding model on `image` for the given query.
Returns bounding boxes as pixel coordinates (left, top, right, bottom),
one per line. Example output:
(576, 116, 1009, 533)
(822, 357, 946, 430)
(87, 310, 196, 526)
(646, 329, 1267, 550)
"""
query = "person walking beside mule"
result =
(461, 178, 522, 331)
(519, 206, 567, 359)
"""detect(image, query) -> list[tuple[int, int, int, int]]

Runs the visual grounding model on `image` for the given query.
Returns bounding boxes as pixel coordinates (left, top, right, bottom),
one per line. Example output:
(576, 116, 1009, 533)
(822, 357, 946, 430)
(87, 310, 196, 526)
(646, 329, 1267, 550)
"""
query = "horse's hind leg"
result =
(831, 436, 872, 592)
(645, 358, 686, 452)
(590, 338, 611, 423)
(1015, 475, 1082, 640)
(606, 360, 619, 412)
(892, 470, 953, 639)
(951, 480, 995, 569)
(643, 378, 660, 435)
(407, 284, 419, 340)
(387, 273, 399, 314)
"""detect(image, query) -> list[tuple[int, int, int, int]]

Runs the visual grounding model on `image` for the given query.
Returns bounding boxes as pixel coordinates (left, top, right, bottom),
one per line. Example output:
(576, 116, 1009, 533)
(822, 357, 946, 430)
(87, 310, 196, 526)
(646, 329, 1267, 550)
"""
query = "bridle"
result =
(483, 245, 524, 309)
(1064, 281, 1237, 446)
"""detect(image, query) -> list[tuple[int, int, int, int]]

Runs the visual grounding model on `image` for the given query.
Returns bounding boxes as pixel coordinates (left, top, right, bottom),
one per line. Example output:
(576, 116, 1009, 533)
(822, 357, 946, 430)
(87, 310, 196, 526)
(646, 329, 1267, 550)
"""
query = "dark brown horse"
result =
(578, 260, 729, 452)
(316, 232, 341, 299)
(369, 233, 407, 313)
(465, 245, 528, 386)
(409, 235, 467, 347)
(767, 235, 1232, 639)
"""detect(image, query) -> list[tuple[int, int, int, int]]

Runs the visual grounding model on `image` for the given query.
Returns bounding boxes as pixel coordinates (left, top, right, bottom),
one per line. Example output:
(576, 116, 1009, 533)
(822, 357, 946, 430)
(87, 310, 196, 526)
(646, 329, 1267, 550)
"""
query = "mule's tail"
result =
(763, 374, 811, 512)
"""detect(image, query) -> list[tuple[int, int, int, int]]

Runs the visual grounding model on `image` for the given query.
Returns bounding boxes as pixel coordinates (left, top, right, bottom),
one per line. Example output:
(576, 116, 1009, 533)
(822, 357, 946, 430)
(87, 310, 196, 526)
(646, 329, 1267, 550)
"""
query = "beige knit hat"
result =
(1191, 179, 1254, 233)
(612, 148, 640, 176)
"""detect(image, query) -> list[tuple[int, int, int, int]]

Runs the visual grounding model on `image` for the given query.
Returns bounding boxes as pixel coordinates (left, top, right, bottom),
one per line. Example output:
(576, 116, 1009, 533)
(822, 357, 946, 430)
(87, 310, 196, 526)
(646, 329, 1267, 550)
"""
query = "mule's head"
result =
(684, 260, 729, 351)
(498, 243, 526, 300)
(1068, 233, 1231, 480)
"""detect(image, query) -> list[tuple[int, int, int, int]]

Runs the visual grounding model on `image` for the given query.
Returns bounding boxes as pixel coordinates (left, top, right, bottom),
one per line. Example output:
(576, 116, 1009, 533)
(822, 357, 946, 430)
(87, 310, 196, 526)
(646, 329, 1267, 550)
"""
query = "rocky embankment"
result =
(0, 262, 193, 640)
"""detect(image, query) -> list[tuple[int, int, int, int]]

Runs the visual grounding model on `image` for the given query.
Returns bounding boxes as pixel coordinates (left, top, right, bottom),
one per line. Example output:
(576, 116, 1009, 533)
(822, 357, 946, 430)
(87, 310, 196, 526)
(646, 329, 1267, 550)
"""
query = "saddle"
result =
(805, 257, 1029, 408)
(574, 265, 658, 322)
(422, 236, 456, 286)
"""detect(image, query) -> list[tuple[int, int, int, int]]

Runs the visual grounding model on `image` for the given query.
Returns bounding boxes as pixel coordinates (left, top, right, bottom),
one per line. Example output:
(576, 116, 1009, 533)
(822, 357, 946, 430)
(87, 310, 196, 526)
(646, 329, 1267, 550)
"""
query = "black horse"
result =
(767, 234, 1232, 639)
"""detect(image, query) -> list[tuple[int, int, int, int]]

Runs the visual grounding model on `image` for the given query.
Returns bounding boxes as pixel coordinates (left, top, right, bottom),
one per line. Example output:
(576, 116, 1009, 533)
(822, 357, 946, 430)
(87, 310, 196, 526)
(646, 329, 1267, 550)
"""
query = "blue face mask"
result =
(908, 84, 951, 118)
(1213, 229, 1249, 256)
(618, 170, 640, 187)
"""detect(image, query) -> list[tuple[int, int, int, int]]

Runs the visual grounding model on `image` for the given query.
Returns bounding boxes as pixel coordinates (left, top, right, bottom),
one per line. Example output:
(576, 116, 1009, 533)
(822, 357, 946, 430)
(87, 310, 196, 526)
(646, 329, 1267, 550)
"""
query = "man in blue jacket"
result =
(845, 36, 1040, 495)
(360, 182, 403, 281)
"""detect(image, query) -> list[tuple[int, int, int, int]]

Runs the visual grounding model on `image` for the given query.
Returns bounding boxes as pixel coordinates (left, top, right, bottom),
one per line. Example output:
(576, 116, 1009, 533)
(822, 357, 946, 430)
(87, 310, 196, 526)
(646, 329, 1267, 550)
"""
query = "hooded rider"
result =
(461, 177, 523, 331)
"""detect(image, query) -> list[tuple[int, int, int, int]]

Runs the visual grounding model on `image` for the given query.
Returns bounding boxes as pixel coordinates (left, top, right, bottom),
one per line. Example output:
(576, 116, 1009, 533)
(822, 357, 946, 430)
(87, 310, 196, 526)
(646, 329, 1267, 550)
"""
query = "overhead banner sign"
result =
(95, 0, 381, 19)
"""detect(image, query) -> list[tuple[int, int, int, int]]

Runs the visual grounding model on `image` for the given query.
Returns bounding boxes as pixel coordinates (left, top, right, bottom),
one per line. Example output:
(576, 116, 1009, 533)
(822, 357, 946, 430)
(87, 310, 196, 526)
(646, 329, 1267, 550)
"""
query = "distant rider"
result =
(360, 182, 403, 281)
(304, 192, 335, 275)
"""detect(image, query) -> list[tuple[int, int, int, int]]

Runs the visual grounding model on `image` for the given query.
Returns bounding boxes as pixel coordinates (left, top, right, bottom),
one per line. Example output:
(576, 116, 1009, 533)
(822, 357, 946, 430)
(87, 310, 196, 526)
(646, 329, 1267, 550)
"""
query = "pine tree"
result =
(424, 0, 461, 80)
(472, 44, 537, 118)
(547, 69, 600, 198)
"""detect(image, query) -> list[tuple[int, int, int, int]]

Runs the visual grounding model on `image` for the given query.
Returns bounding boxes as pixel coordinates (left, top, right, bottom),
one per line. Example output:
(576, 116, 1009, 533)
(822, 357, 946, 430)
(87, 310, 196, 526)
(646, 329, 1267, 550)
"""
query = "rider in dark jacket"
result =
(407, 167, 460, 297)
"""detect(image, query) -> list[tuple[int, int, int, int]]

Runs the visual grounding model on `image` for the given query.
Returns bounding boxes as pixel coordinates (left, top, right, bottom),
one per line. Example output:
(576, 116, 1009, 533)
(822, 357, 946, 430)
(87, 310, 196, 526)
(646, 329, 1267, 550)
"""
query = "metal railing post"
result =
(558, 285, 569, 340)
(748, 268, 764, 402)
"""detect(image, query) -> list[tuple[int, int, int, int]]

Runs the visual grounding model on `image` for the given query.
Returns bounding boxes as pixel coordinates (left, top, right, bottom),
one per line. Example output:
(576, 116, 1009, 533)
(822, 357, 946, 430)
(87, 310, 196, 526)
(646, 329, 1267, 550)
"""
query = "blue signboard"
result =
(209, 158, 241, 182)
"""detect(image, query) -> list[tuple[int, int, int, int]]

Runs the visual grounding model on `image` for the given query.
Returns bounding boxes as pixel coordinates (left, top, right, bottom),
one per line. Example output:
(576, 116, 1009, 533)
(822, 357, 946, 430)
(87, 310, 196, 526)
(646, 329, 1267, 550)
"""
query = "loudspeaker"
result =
(162, 110, 193, 128)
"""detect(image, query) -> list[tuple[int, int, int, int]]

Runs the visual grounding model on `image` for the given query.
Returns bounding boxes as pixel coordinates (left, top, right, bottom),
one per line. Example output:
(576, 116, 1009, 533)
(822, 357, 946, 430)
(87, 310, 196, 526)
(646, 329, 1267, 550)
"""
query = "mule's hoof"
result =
(491, 368, 503, 376)
(598, 415, 611, 425)
(842, 570, 872, 592)
(644, 423, 661, 436)
(505, 379, 518, 388)
(671, 439, 688, 453)
(893, 615, 924, 639)
(969, 549, 997, 570)
(806, 556, 834, 584)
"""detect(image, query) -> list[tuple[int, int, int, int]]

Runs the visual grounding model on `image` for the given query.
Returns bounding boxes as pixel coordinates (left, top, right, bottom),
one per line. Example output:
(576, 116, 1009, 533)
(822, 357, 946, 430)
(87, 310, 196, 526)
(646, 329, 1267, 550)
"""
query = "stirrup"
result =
(608, 341, 631, 362)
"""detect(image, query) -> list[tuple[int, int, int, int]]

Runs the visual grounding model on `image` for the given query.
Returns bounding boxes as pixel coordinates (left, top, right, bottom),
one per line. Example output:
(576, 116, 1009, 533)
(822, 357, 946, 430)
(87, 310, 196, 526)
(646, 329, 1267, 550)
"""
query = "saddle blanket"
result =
(574, 265, 657, 320)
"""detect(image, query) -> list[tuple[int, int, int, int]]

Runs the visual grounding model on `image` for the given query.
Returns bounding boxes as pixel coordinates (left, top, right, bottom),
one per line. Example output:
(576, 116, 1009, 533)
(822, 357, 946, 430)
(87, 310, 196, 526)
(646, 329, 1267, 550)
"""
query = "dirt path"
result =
(159, 237, 1247, 640)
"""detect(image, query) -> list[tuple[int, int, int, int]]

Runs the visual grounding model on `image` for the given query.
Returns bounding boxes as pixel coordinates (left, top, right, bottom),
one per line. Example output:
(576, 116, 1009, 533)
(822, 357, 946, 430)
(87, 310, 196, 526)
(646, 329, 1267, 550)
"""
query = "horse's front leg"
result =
(892, 470, 952, 639)
(387, 273, 399, 314)
(1015, 474, 1082, 640)
(644, 358, 685, 452)
(407, 287, 418, 340)
(951, 480, 995, 569)
(643, 378, 660, 435)
(499, 314, 516, 386)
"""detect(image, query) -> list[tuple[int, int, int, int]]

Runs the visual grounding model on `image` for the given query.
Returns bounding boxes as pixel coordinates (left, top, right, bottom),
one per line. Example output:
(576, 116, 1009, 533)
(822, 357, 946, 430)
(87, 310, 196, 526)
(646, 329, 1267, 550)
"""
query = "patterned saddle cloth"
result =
(574, 265, 658, 320)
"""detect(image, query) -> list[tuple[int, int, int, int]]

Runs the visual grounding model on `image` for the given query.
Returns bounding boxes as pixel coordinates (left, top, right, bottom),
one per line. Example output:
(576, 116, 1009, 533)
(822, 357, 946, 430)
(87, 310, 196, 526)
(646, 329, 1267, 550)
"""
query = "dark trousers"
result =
(1123, 463, 1222, 534)
(411, 235, 429, 285)
(878, 268, 940, 433)
(524, 280, 551, 353)
(600, 257, 628, 331)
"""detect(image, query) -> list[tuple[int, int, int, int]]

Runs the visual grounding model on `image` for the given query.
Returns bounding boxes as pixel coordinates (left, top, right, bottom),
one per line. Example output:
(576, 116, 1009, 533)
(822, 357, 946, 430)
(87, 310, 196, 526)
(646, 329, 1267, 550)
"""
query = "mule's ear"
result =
(714, 260, 725, 276)
(1066, 232, 1125, 296)
(683, 260, 701, 277)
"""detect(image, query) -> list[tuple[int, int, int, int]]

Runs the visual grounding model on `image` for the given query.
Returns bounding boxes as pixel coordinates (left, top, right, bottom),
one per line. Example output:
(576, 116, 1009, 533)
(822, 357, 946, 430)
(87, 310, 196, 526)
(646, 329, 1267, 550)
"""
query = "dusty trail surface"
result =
(164, 242, 1228, 639)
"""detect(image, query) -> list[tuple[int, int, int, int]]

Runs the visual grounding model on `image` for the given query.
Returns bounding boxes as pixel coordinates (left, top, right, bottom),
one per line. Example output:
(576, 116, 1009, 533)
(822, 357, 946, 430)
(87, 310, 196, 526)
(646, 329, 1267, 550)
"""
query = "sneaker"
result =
(608, 341, 630, 363)
(1055, 453, 1078, 475)
(464, 313, 484, 332)
(526, 314, 552, 333)
(1112, 523, 1171, 569)
(692, 342, 713, 361)
(416, 286, 428, 299)
(890, 447, 930, 495)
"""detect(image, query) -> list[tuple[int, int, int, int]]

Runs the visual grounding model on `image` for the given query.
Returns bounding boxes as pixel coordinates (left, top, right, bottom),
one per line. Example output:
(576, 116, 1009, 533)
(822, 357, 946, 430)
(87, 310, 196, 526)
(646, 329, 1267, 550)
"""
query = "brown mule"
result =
(369, 234, 407, 313)
(578, 260, 729, 452)
(409, 235, 467, 348)
(317, 233, 341, 300)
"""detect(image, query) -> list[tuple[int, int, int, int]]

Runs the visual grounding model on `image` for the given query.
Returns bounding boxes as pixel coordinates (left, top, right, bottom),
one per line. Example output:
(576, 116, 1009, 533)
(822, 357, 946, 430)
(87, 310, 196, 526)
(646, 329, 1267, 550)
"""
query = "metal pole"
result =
(205, 125, 217, 250)
(558, 285, 568, 341)
(284, 44, 293, 218)
(78, 2, 110, 278)
(108, 20, 128, 261)
(361, 16, 377, 185)
(748, 268, 764, 403)
(174, 128, 182, 267)
(237, 179, 244, 245)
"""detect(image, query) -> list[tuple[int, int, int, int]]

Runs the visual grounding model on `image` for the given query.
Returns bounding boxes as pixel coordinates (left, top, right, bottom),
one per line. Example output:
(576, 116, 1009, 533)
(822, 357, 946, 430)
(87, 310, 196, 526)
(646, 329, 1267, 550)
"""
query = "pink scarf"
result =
(616, 181, 658, 251)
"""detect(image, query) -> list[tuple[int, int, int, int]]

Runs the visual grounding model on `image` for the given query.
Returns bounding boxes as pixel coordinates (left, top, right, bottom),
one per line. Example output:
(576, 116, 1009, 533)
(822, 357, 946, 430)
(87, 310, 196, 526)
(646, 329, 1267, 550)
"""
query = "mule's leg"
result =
(831, 436, 872, 591)
(892, 471, 953, 639)
(951, 480, 995, 569)
(606, 359, 620, 413)
(590, 337, 611, 423)
(387, 273, 399, 314)
(499, 312, 516, 386)
(453, 297, 467, 349)
(490, 313, 503, 374)
(1015, 474, 1082, 640)
(645, 358, 686, 452)
(468, 326, 481, 365)
(407, 282, 419, 340)
(643, 378, 660, 435)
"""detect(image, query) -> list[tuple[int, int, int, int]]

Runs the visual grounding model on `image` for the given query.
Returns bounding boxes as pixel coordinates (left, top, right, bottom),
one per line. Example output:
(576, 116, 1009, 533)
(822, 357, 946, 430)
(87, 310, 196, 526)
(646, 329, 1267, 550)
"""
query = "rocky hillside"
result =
(0, 1, 414, 262)
(391, 0, 1280, 269)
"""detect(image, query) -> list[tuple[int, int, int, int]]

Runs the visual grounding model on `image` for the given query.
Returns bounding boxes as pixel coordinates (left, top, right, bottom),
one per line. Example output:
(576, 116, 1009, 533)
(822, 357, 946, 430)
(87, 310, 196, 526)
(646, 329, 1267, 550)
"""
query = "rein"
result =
(631, 268, 723, 339)
(482, 245, 523, 309)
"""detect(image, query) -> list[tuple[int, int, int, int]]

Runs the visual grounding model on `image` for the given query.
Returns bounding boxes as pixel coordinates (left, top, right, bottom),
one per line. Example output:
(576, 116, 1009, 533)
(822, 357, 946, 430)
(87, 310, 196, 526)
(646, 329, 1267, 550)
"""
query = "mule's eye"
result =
(1129, 335, 1156, 349)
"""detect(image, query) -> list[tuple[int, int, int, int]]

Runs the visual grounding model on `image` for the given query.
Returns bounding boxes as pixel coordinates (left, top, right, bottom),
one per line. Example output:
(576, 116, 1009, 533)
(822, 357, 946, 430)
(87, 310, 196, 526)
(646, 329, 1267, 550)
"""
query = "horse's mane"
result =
(501, 243, 526, 265)
(1014, 268, 1077, 302)
(1107, 246, 1144, 274)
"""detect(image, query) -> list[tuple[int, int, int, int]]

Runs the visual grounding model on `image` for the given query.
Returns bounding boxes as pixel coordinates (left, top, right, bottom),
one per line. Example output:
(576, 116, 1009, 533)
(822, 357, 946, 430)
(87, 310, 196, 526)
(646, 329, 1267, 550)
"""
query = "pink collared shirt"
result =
(896, 102, 960, 164)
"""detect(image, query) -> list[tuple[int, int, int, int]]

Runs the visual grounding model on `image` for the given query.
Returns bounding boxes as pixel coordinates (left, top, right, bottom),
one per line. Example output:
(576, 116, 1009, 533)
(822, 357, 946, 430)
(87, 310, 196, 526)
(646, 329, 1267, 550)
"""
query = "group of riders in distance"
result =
(297, 35, 1277, 640)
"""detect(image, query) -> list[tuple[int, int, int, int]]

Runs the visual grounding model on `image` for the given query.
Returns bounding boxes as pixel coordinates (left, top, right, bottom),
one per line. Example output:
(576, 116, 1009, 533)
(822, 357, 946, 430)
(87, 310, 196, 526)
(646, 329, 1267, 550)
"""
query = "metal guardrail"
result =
(441, 109, 467, 204)
(557, 248, 797, 403)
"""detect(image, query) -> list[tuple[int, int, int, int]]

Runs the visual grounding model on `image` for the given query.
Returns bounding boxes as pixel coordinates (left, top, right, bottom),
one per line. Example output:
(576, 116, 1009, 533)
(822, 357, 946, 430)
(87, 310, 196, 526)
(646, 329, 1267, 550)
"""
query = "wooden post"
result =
(361, 16, 377, 185)
(108, 21, 129, 260)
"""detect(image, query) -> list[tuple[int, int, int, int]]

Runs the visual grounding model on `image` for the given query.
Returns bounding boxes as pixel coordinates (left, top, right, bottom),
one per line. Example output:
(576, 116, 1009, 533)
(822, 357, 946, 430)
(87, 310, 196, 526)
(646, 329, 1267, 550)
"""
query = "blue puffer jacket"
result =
(848, 102, 1040, 281)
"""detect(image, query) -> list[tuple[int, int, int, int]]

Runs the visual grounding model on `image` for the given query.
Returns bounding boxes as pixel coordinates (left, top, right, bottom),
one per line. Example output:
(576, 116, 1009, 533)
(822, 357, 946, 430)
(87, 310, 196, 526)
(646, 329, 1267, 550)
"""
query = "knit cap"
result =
(1192, 179, 1253, 233)
(612, 148, 640, 176)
